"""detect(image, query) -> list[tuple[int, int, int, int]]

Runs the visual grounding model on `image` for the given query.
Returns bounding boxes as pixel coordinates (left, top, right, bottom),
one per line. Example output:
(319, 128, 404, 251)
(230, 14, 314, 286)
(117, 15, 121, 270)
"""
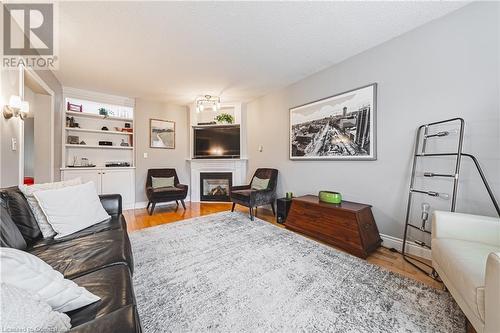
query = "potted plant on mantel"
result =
(215, 113, 234, 124)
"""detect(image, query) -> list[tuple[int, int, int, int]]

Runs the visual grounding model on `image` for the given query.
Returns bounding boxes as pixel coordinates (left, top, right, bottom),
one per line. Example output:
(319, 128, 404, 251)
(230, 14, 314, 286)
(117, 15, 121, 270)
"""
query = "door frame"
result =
(18, 65, 55, 185)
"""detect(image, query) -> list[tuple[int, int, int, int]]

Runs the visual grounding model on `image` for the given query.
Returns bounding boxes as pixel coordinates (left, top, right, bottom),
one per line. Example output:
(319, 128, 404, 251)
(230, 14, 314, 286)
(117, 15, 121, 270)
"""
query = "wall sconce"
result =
(3, 95, 29, 120)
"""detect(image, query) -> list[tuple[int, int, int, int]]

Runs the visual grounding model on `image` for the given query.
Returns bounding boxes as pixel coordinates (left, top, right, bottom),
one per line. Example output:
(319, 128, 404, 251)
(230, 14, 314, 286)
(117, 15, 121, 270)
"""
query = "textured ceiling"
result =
(55, 1, 468, 104)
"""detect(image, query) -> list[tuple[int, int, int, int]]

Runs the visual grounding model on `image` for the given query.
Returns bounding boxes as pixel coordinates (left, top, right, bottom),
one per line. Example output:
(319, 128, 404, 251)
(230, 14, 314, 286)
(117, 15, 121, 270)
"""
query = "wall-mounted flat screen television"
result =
(193, 125, 240, 159)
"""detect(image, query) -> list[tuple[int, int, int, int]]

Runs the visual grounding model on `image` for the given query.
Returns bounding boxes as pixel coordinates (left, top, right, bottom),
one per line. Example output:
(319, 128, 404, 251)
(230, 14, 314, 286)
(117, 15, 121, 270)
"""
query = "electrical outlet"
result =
(143, 152, 148, 158)
(11, 138, 17, 151)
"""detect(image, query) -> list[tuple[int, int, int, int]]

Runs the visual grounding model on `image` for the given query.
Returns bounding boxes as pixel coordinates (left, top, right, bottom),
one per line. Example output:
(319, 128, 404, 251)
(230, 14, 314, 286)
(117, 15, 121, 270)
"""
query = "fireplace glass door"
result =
(200, 172, 233, 202)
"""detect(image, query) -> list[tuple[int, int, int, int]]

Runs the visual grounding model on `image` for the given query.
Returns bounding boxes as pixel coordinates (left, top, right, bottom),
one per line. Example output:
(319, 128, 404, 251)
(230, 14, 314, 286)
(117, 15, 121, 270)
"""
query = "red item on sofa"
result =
(24, 177, 34, 185)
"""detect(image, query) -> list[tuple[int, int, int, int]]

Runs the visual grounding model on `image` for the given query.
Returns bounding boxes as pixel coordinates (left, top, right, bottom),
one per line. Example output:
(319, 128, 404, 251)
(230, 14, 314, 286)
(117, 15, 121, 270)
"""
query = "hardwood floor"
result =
(124, 201, 443, 289)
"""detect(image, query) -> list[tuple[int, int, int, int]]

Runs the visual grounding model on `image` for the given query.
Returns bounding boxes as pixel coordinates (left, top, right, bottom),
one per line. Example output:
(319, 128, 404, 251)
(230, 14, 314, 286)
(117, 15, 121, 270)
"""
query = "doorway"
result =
(20, 68, 54, 185)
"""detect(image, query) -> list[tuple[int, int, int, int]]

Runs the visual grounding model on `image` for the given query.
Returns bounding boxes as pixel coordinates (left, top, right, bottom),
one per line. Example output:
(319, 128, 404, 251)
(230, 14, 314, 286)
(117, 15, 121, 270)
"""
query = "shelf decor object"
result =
(318, 191, 342, 204)
(150, 119, 175, 149)
(98, 107, 108, 116)
(67, 102, 82, 112)
(289, 83, 377, 160)
(67, 135, 79, 145)
(215, 113, 234, 124)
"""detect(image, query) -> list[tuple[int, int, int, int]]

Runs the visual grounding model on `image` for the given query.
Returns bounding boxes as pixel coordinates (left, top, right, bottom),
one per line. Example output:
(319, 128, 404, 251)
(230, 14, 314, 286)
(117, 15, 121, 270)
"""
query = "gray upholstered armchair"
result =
(146, 168, 188, 215)
(230, 168, 278, 220)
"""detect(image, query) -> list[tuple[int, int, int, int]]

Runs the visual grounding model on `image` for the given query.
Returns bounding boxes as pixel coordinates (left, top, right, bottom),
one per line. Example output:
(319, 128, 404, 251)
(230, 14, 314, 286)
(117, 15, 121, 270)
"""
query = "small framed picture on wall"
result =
(150, 119, 175, 149)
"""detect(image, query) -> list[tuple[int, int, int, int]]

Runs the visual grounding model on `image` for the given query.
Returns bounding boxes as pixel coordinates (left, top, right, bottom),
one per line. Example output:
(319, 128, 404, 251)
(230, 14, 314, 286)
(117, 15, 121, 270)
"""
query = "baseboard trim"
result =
(380, 233, 431, 260)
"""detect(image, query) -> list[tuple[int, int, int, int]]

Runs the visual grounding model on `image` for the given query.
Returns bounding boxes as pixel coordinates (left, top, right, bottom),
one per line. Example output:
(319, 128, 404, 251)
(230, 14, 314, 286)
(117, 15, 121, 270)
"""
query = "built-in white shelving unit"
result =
(62, 88, 135, 168)
(60, 88, 136, 209)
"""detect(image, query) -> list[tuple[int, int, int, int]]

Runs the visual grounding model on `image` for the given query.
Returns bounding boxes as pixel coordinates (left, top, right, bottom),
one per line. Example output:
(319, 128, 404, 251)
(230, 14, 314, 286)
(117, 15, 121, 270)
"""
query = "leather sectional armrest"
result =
(99, 194, 122, 217)
(69, 305, 141, 333)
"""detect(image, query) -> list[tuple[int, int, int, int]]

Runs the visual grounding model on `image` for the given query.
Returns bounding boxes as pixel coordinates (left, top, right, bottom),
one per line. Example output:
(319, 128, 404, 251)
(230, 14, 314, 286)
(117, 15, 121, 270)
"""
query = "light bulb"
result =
(421, 202, 430, 229)
(21, 101, 29, 113)
(421, 202, 430, 219)
(9, 95, 22, 109)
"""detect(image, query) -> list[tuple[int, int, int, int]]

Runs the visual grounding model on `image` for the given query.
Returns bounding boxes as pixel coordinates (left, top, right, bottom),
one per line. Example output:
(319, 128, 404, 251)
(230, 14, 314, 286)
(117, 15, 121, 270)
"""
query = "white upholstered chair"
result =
(432, 211, 500, 333)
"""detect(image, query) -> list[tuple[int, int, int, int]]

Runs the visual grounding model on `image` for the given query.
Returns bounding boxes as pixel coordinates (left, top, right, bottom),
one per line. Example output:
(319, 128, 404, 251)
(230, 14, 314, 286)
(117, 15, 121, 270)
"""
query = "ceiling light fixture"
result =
(196, 95, 221, 113)
(3, 95, 29, 120)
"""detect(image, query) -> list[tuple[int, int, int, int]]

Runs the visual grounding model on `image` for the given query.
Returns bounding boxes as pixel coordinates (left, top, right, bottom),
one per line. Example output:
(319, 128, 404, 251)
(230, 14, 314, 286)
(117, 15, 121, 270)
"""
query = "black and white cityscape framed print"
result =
(289, 83, 377, 160)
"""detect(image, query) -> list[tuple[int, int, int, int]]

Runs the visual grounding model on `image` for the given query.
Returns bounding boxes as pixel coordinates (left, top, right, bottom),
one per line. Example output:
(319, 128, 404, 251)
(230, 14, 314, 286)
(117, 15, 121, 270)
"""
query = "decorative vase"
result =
(318, 191, 342, 204)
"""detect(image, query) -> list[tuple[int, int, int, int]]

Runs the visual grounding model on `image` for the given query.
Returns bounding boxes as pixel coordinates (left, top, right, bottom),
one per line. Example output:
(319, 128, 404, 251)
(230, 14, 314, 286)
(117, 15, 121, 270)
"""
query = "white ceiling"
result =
(55, 1, 468, 104)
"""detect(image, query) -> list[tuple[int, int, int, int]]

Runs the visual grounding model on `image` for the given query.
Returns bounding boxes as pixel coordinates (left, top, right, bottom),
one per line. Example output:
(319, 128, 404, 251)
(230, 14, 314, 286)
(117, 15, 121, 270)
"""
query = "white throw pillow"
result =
(0, 247, 100, 312)
(1, 283, 72, 332)
(251, 176, 270, 190)
(151, 176, 175, 189)
(19, 178, 82, 238)
(33, 181, 111, 239)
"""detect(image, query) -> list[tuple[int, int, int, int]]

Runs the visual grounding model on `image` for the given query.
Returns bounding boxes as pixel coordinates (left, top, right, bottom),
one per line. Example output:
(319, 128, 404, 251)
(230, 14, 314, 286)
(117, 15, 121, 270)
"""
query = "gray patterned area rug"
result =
(130, 211, 464, 333)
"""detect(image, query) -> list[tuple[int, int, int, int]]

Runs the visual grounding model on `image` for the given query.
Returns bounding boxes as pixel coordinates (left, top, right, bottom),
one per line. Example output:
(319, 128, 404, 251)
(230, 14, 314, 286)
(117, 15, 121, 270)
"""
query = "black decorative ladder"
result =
(402, 118, 500, 279)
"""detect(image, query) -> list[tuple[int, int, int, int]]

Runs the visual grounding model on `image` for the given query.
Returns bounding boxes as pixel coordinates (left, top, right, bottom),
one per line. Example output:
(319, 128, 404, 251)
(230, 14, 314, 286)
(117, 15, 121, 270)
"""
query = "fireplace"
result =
(200, 172, 233, 202)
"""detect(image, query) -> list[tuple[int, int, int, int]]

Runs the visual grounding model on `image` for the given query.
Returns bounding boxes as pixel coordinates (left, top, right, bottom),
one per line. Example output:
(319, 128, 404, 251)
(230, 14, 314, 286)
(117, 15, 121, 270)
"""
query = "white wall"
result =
(23, 117, 35, 178)
(246, 2, 500, 238)
(23, 87, 36, 180)
(22, 86, 52, 183)
(0, 69, 22, 187)
(33, 93, 53, 183)
(134, 99, 189, 204)
(33, 70, 63, 182)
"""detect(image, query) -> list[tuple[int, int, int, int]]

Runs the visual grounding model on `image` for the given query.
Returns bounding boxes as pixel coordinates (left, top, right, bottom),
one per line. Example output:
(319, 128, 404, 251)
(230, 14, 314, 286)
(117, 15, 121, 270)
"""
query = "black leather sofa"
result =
(0, 187, 142, 333)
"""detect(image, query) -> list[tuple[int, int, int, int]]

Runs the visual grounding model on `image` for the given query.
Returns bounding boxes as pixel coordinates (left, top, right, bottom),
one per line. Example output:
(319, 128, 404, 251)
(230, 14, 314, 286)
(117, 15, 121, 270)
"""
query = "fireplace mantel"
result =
(188, 159, 247, 202)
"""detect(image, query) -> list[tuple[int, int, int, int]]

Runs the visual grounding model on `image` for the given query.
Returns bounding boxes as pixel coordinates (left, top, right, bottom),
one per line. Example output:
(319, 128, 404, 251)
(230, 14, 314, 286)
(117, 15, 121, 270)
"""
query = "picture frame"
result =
(150, 119, 175, 149)
(67, 135, 80, 145)
(289, 83, 377, 160)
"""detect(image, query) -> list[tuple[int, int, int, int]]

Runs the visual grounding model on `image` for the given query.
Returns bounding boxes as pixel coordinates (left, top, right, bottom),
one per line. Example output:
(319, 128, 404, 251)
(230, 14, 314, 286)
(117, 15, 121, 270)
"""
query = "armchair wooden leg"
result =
(231, 202, 236, 212)
(176, 200, 179, 206)
(249, 207, 254, 221)
(147, 201, 151, 210)
(271, 202, 276, 216)
(149, 202, 156, 215)
(180, 200, 186, 209)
